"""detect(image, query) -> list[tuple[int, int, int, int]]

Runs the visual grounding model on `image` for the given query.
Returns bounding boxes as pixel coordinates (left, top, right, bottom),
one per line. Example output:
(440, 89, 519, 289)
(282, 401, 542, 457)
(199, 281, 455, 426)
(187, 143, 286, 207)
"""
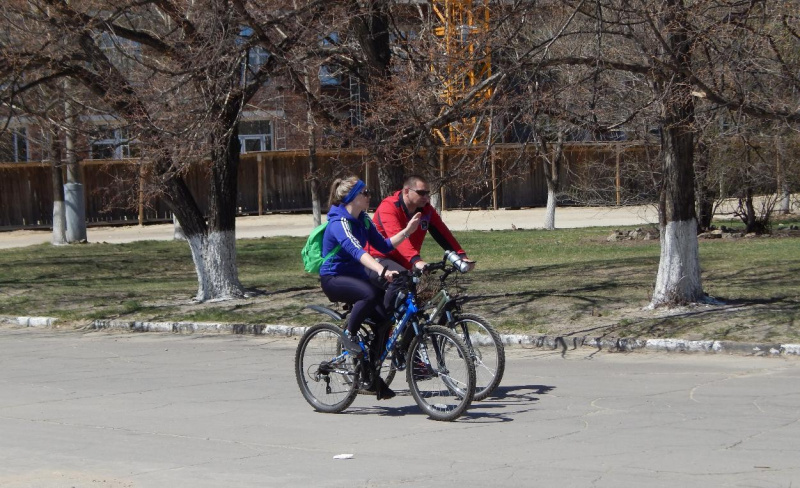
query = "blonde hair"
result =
(328, 175, 359, 207)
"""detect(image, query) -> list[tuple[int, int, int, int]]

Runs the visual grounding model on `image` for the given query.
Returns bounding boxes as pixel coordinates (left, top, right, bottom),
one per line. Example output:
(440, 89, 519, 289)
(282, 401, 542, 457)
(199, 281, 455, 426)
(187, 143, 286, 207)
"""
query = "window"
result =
(243, 46, 270, 84)
(319, 65, 344, 87)
(239, 27, 270, 84)
(89, 127, 138, 159)
(96, 32, 142, 73)
(319, 32, 343, 87)
(0, 128, 28, 162)
(239, 120, 272, 153)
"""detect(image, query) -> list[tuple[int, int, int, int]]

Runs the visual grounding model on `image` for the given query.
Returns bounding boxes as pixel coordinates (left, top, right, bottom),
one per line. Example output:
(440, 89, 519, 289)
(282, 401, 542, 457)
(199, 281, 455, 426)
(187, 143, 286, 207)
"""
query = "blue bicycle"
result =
(295, 267, 476, 421)
(382, 253, 505, 401)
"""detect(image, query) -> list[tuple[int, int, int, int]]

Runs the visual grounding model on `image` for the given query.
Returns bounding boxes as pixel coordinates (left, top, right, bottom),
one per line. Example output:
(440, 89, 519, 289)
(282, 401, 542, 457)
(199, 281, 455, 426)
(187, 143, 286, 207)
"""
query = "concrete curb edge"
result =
(3, 315, 799, 356)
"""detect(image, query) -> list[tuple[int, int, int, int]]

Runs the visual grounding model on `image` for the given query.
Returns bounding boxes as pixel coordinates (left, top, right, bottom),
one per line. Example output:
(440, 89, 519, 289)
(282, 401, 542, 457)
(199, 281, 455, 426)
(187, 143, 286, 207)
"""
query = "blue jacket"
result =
(320, 204, 394, 279)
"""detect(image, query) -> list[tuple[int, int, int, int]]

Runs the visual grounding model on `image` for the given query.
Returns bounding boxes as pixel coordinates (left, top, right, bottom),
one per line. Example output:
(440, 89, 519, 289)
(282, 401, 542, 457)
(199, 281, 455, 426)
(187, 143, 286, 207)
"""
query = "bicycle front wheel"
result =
(295, 323, 359, 413)
(450, 313, 505, 401)
(406, 325, 475, 421)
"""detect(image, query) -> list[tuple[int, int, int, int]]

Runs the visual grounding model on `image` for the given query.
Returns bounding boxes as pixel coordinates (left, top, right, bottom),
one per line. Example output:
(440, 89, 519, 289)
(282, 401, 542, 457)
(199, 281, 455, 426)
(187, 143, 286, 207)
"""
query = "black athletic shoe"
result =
(375, 377, 396, 400)
(341, 331, 363, 355)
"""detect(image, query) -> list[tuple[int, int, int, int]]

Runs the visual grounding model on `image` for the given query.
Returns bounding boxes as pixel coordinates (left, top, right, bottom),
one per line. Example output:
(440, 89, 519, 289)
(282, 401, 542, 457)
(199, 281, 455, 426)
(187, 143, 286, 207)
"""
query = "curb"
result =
(91, 318, 309, 337)
(4, 315, 800, 356)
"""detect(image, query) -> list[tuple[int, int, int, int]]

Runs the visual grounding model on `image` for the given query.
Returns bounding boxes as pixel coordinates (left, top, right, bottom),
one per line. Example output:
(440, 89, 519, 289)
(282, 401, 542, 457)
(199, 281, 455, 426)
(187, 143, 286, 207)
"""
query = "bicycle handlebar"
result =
(413, 252, 472, 280)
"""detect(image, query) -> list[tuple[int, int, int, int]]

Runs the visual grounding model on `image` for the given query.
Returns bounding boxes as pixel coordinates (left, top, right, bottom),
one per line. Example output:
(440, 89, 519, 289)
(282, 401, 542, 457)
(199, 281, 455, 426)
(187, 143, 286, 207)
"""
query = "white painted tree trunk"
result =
(430, 192, 442, 214)
(186, 230, 243, 302)
(173, 215, 186, 241)
(52, 201, 67, 245)
(778, 189, 790, 215)
(544, 187, 556, 230)
(651, 219, 704, 307)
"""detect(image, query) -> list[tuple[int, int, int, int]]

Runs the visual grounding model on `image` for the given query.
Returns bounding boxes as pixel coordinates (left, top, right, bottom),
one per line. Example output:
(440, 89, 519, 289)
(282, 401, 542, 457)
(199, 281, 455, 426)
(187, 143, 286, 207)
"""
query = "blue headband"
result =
(342, 179, 366, 204)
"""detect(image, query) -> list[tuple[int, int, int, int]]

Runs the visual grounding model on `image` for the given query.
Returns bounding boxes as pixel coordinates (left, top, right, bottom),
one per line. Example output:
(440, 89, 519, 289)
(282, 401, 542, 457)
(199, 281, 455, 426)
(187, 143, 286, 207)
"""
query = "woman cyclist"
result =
(319, 175, 420, 399)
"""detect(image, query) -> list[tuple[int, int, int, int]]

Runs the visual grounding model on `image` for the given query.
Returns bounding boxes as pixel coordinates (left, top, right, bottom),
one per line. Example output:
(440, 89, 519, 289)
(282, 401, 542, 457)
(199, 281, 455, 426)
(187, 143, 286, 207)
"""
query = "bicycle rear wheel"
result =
(450, 313, 505, 401)
(406, 325, 475, 421)
(295, 323, 359, 413)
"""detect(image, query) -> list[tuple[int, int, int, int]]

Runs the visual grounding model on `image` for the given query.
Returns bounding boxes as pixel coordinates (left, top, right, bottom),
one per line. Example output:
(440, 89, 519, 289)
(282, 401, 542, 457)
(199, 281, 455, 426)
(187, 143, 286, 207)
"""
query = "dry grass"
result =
(1, 220, 798, 343)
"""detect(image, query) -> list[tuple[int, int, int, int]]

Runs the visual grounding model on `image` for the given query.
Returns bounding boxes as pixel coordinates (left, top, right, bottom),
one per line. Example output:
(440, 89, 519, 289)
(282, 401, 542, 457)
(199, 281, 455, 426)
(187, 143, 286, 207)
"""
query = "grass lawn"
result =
(1, 220, 798, 343)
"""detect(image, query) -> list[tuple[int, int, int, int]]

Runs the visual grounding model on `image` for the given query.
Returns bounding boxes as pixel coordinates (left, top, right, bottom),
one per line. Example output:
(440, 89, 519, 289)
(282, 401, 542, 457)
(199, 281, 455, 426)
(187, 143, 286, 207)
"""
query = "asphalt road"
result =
(2, 326, 799, 488)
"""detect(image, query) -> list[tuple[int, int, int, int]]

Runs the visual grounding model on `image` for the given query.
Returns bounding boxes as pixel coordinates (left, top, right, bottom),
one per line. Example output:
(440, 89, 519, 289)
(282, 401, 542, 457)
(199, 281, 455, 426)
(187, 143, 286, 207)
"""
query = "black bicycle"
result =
(295, 268, 476, 421)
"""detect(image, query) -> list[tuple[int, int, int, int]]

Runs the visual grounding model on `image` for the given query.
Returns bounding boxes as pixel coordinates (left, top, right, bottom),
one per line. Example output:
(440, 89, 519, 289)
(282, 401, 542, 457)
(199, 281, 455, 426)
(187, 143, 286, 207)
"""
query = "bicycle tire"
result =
(406, 325, 475, 421)
(449, 313, 505, 401)
(295, 323, 359, 413)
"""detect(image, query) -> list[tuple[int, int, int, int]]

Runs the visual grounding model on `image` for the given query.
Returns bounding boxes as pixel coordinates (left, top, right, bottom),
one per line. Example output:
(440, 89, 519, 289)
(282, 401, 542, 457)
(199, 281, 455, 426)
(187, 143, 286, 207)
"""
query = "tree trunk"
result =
(50, 131, 67, 246)
(301, 69, 322, 226)
(544, 185, 556, 230)
(653, 122, 704, 306)
(377, 155, 404, 198)
(776, 137, 790, 215)
(743, 188, 757, 233)
(694, 142, 715, 232)
(741, 152, 758, 234)
(186, 230, 242, 302)
(541, 133, 563, 231)
(308, 88, 322, 226)
(651, 1, 705, 307)
(172, 215, 185, 241)
(778, 186, 791, 215)
(310, 150, 322, 226)
(164, 127, 244, 302)
(197, 125, 244, 301)
(351, 0, 400, 200)
(64, 93, 87, 243)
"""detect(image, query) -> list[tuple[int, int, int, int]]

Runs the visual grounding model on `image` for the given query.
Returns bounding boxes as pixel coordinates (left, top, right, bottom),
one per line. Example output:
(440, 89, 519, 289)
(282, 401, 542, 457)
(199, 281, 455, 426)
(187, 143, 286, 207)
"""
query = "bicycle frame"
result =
(306, 272, 425, 367)
(378, 289, 420, 363)
(306, 254, 474, 372)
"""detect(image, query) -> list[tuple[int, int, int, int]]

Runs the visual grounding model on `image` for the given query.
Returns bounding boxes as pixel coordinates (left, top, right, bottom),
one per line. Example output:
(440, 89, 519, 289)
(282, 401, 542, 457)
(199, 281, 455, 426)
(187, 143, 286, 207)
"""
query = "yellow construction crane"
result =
(430, 0, 492, 145)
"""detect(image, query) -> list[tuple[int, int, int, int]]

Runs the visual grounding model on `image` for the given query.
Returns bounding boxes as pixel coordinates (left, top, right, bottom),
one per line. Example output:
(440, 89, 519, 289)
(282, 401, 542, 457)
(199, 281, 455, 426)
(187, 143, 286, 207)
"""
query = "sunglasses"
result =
(409, 188, 431, 197)
(361, 189, 372, 197)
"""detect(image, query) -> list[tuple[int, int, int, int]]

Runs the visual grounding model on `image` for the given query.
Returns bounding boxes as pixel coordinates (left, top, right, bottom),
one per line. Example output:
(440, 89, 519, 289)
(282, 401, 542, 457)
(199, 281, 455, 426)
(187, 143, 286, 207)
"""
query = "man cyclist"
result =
(366, 175, 475, 310)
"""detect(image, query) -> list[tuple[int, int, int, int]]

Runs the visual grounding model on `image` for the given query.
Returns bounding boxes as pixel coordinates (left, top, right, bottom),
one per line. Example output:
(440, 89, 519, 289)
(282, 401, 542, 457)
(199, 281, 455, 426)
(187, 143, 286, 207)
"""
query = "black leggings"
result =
(366, 258, 407, 313)
(320, 275, 389, 336)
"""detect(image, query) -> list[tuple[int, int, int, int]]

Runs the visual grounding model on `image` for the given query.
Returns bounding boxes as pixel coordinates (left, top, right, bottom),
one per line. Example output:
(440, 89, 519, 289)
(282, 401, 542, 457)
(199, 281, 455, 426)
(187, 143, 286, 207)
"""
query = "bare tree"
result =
(504, 0, 800, 307)
(1, 0, 328, 301)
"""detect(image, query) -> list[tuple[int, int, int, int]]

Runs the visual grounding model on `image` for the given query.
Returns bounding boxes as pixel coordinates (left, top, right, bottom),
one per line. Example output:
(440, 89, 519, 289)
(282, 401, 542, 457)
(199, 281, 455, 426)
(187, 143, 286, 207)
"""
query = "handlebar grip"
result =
(444, 250, 470, 273)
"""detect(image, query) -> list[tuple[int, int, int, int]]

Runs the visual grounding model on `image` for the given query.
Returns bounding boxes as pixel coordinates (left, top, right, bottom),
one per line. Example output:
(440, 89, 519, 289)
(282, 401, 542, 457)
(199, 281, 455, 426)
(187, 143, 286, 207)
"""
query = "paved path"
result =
(0, 205, 660, 249)
(1, 326, 799, 487)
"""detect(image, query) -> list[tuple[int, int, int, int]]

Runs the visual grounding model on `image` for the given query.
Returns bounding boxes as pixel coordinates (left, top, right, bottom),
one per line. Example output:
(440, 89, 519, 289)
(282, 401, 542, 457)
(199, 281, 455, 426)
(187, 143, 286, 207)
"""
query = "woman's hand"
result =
(383, 269, 399, 283)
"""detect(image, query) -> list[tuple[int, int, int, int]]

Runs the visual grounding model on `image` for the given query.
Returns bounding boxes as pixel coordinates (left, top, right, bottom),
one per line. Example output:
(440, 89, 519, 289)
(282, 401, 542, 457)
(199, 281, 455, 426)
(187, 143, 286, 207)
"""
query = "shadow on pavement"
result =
(345, 384, 556, 422)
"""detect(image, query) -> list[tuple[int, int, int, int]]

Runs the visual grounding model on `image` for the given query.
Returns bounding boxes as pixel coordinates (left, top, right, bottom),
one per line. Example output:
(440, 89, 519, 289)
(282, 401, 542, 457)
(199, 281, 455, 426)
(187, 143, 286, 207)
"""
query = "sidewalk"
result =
(0, 205, 659, 249)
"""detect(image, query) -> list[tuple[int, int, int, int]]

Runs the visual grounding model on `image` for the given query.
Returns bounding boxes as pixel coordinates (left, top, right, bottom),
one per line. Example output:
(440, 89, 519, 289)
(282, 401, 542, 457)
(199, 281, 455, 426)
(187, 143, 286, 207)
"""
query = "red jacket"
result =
(367, 191, 466, 269)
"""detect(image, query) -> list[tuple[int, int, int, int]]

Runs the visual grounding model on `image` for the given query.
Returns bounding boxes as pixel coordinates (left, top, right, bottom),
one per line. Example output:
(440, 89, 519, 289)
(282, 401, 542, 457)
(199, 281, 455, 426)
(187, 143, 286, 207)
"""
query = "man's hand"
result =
(462, 258, 476, 272)
(414, 260, 428, 272)
(406, 212, 422, 235)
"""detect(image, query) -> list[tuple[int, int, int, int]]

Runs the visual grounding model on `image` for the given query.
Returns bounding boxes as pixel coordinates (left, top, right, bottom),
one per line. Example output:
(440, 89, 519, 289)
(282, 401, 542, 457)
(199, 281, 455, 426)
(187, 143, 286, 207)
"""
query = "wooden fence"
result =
(0, 143, 656, 229)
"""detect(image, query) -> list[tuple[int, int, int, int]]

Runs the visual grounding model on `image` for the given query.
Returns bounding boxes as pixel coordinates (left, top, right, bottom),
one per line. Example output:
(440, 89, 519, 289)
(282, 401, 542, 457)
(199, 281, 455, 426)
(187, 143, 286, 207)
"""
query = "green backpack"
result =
(301, 217, 370, 273)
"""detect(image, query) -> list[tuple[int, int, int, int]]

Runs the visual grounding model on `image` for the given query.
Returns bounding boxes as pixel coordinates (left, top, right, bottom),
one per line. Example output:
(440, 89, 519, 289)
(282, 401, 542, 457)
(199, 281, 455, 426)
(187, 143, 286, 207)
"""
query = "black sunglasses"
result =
(361, 189, 372, 197)
(409, 188, 431, 197)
